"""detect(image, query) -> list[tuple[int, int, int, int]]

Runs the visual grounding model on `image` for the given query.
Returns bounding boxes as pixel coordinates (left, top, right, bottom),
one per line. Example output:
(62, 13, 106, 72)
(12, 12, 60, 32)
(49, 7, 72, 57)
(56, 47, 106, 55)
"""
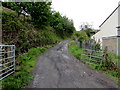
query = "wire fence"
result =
(0, 45, 15, 80)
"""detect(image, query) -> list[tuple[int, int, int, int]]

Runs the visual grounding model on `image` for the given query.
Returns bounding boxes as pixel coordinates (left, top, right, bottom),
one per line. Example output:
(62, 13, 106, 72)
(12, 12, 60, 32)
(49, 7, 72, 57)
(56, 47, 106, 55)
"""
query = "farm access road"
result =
(28, 40, 118, 88)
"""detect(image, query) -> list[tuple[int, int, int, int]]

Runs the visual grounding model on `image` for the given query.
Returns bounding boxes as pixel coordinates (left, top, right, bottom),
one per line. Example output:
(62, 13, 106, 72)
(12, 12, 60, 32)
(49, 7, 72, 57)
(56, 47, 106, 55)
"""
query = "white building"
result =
(92, 3, 120, 56)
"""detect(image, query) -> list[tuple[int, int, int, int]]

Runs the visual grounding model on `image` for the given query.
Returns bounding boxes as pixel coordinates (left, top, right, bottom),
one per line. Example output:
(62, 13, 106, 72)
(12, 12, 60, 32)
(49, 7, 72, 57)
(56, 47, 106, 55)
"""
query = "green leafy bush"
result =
(108, 53, 120, 67)
(2, 10, 62, 56)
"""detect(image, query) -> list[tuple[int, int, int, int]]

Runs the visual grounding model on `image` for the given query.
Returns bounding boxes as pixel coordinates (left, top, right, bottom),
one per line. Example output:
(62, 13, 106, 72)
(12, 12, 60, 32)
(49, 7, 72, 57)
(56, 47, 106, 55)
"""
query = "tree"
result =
(26, 2, 52, 27)
(50, 12, 75, 38)
(2, 2, 52, 25)
(79, 22, 96, 37)
(79, 22, 92, 30)
(2, 2, 26, 17)
(2, 2, 16, 9)
(62, 16, 75, 36)
(2, 2, 75, 38)
(73, 30, 88, 48)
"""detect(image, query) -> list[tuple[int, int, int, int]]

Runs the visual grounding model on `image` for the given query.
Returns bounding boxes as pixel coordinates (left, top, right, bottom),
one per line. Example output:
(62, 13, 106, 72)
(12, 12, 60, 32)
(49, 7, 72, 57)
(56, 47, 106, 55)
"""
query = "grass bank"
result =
(2, 7, 62, 56)
(69, 40, 119, 84)
(2, 45, 53, 89)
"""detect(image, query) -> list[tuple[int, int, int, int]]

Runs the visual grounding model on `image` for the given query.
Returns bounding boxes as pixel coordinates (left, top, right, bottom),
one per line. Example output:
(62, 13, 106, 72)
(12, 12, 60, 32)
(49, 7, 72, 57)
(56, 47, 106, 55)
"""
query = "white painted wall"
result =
(92, 6, 119, 44)
(118, 4, 120, 27)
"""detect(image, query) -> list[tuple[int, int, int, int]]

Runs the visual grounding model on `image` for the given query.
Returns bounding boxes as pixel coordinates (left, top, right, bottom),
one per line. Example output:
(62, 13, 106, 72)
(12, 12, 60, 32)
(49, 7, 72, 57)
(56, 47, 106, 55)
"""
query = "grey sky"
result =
(51, 0, 120, 30)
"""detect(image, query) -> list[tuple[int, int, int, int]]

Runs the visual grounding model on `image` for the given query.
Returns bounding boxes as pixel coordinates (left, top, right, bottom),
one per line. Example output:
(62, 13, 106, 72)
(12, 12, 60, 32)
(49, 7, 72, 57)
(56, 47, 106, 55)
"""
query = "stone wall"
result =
(102, 37, 118, 55)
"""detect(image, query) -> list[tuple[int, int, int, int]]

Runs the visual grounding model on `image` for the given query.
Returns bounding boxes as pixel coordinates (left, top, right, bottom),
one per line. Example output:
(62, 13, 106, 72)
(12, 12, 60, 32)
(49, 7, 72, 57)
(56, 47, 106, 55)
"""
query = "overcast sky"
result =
(51, 0, 120, 30)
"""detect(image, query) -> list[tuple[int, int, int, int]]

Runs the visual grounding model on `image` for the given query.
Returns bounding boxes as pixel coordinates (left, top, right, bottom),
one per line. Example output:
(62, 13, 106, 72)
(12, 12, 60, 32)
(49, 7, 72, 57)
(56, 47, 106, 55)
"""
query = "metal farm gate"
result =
(0, 45, 15, 80)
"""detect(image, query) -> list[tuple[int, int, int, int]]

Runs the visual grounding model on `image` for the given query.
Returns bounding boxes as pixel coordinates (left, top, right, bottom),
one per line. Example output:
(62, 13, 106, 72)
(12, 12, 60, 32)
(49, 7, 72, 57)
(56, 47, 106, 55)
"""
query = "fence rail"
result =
(81, 48, 119, 69)
(81, 49, 104, 64)
(0, 45, 15, 80)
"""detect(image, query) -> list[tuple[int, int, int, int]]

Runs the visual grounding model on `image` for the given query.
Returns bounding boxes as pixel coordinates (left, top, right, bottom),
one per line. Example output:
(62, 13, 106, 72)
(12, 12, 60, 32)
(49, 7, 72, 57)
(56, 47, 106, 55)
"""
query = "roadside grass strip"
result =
(2, 45, 53, 89)
(69, 41, 120, 84)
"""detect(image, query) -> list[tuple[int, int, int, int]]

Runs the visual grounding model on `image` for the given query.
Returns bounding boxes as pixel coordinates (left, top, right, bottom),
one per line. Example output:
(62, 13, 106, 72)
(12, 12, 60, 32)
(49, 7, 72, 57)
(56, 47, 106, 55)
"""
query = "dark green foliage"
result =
(94, 43, 101, 51)
(2, 2, 52, 26)
(26, 2, 52, 26)
(2, 1, 75, 33)
(2, 2, 16, 10)
(50, 12, 75, 38)
(2, 2, 75, 46)
(2, 2, 23, 17)
(2, 10, 62, 56)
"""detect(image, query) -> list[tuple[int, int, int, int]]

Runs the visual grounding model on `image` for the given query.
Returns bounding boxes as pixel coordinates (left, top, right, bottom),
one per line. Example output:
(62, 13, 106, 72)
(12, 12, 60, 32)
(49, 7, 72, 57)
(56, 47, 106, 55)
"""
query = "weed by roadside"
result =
(69, 41, 119, 84)
(2, 45, 52, 89)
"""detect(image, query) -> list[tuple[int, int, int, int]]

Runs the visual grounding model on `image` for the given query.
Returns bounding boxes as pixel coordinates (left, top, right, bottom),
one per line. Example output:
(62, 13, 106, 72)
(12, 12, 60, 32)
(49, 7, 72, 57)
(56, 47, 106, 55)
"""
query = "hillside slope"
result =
(2, 7, 62, 55)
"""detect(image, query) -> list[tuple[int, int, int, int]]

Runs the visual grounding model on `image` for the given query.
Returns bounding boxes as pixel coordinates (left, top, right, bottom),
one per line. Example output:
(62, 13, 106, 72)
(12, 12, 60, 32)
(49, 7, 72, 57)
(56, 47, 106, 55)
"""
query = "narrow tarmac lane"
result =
(28, 40, 118, 88)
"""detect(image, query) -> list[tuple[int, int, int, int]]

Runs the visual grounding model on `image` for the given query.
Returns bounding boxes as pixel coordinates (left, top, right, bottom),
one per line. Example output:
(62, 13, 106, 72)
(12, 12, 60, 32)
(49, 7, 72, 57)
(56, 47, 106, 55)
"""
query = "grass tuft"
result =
(69, 41, 119, 83)
(2, 45, 52, 89)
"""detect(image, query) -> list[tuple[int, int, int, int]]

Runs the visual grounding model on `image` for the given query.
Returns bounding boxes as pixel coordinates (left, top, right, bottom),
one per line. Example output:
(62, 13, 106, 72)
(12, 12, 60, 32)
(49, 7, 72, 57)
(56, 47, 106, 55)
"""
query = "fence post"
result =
(103, 46, 108, 67)
(89, 50, 91, 62)
(13, 46, 15, 71)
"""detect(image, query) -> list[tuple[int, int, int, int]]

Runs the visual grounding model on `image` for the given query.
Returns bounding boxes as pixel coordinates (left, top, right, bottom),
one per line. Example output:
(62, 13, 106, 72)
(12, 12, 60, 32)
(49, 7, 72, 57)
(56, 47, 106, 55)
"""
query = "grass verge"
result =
(1, 45, 53, 89)
(69, 41, 119, 84)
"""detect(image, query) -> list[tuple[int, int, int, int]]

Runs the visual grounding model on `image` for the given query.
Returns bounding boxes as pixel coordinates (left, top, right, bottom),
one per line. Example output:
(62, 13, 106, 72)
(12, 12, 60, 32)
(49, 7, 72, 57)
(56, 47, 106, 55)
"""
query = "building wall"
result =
(118, 38, 120, 56)
(100, 7, 118, 36)
(102, 38, 118, 55)
(92, 6, 119, 44)
(118, 3, 120, 27)
(92, 5, 120, 56)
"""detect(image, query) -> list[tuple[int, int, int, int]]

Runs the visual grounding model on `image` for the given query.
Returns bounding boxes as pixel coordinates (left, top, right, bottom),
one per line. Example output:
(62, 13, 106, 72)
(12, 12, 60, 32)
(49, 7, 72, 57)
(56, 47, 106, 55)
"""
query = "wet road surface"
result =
(28, 40, 118, 88)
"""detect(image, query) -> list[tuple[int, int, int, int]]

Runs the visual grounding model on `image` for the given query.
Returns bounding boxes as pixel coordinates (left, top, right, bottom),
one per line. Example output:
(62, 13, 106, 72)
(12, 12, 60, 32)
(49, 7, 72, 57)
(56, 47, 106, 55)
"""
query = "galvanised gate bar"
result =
(0, 45, 15, 80)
